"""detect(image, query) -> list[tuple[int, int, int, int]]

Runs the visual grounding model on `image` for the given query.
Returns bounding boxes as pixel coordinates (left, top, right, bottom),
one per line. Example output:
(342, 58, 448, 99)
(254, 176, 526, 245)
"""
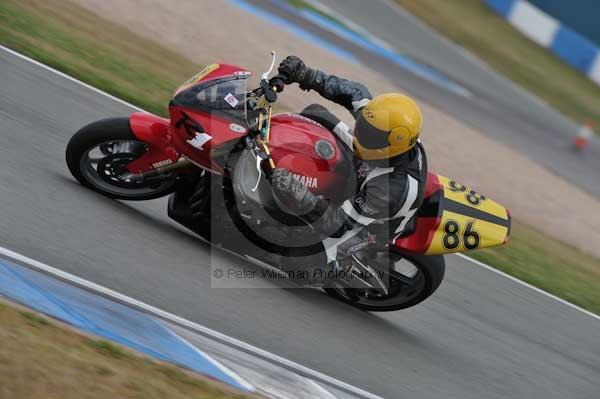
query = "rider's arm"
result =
(300, 69, 373, 116)
(277, 56, 372, 117)
(272, 168, 417, 240)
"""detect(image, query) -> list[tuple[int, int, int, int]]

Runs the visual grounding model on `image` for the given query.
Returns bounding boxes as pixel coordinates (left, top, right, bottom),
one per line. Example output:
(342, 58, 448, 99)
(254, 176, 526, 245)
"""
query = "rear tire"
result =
(324, 254, 445, 312)
(66, 118, 176, 200)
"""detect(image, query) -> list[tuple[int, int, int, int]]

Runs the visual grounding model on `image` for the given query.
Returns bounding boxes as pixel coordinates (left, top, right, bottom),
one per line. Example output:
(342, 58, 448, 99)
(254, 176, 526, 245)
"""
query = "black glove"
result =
(271, 168, 319, 215)
(277, 56, 309, 85)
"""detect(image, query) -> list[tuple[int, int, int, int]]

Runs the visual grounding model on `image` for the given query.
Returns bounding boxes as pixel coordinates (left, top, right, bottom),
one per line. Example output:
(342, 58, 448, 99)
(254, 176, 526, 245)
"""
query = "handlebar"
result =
(246, 53, 285, 176)
(250, 75, 286, 103)
(269, 75, 286, 92)
(246, 77, 284, 172)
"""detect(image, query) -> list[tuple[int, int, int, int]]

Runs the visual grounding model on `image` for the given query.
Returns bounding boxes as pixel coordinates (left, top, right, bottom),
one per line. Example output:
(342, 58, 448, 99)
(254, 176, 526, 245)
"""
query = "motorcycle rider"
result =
(270, 56, 428, 272)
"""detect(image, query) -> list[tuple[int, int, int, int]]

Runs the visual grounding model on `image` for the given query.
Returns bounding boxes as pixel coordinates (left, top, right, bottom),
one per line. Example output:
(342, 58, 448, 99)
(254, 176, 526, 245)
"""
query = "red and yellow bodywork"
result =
(394, 174, 510, 255)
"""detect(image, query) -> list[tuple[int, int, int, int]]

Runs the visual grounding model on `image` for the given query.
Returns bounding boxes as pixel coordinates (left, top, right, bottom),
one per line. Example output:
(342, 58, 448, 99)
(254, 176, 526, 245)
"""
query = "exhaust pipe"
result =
(122, 157, 192, 183)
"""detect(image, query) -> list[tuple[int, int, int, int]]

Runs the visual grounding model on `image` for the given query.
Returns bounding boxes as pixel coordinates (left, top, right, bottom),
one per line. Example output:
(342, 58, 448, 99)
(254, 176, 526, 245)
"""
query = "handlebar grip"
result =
(270, 76, 286, 93)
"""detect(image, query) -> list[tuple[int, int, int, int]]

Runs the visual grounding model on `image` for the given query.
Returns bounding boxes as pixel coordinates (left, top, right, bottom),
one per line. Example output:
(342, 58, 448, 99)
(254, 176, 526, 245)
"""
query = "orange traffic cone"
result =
(574, 121, 595, 150)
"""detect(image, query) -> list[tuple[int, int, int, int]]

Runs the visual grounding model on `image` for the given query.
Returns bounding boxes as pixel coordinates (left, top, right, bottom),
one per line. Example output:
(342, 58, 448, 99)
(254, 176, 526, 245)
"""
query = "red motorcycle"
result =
(67, 54, 510, 311)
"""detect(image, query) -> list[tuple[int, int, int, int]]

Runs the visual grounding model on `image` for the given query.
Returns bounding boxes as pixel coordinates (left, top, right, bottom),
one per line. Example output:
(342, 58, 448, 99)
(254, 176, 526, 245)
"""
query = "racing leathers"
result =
(271, 56, 428, 265)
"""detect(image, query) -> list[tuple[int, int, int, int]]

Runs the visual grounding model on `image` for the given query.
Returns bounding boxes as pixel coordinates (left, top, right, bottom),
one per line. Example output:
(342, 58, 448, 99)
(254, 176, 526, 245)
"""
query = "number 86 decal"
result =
(443, 220, 480, 250)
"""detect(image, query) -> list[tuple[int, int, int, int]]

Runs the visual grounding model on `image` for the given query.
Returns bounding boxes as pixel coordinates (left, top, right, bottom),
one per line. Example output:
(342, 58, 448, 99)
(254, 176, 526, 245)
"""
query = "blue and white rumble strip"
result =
(0, 256, 253, 392)
(486, 0, 600, 86)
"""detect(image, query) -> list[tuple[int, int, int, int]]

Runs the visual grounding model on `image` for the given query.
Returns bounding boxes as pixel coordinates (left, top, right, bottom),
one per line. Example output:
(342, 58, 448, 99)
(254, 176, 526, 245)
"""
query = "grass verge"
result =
(0, 0, 200, 117)
(395, 0, 600, 131)
(1, 0, 599, 315)
(0, 300, 252, 399)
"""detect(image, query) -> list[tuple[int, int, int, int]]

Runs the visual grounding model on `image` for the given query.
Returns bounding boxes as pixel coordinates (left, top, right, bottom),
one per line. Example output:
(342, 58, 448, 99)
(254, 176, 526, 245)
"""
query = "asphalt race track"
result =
(1, 48, 600, 398)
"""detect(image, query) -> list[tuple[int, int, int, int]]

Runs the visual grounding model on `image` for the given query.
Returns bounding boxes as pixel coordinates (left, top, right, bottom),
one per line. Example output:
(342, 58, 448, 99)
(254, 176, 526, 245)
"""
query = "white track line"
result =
(3, 44, 598, 324)
(0, 244, 382, 399)
(456, 254, 600, 322)
(1, 46, 144, 113)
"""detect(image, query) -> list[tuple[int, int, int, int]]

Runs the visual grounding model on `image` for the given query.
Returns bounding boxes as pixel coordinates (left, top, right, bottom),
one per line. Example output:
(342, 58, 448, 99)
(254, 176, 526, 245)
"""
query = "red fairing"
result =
(168, 107, 245, 173)
(167, 64, 346, 193)
(393, 173, 443, 254)
(168, 64, 251, 173)
(269, 113, 346, 196)
(202, 64, 251, 81)
(127, 112, 180, 173)
(423, 172, 442, 198)
(394, 217, 440, 254)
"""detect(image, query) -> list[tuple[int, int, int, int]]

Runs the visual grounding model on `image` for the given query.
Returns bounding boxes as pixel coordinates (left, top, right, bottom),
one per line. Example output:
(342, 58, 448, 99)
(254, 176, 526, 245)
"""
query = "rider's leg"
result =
(300, 103, 342, 131)
(322, 227, 382, 269)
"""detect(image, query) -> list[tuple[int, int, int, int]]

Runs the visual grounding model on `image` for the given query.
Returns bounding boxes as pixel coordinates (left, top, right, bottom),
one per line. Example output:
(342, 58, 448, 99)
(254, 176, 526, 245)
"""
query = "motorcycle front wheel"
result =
(324, 253, 445, 312)
(66, 117, 176, 200)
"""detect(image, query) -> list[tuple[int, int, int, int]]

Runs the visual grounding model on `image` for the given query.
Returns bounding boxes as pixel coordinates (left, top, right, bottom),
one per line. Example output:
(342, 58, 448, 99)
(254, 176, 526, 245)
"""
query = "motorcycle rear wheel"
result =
(324, 253, 445, 312)
(66, 118, 176, 200)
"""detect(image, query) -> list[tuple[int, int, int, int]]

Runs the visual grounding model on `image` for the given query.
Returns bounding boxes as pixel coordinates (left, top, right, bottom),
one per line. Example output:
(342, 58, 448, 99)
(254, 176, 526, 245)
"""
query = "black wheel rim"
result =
(79, 140, 174, 197)
(330, 256, 428, 309)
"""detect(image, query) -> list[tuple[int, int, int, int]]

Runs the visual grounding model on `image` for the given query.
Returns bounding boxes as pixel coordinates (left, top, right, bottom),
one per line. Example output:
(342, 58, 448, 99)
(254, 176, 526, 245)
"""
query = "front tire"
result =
(324, 254, 445, 312)
(66, 118, 176, 200)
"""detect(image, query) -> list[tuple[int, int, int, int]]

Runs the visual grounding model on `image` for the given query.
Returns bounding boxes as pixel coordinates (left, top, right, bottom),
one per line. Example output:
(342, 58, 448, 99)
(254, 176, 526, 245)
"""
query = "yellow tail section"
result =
(426, 176, 510, 255)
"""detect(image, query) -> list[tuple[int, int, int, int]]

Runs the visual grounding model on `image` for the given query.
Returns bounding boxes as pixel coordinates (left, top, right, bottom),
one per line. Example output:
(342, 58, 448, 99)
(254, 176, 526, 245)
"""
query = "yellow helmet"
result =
(353, 93, 422, 160)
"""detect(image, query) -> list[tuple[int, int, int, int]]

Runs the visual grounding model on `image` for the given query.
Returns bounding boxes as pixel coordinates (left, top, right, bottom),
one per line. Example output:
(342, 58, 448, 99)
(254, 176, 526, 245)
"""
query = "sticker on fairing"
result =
(152, 159, 174, 169)
(187, 132, 213, 150)
(229, 123, 247, 134)
(224, 93, 239, 108)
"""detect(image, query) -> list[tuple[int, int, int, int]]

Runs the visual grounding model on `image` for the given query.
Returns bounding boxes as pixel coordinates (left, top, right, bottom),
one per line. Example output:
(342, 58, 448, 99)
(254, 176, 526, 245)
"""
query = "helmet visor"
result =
(354, 113, 390, 150)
